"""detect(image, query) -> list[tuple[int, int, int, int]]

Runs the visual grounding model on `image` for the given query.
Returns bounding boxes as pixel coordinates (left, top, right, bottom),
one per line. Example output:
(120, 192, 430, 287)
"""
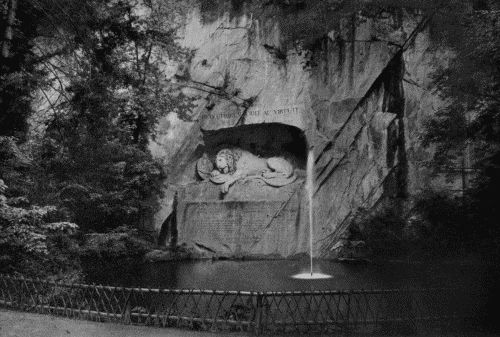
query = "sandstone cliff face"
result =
(150, 3, 446, 257)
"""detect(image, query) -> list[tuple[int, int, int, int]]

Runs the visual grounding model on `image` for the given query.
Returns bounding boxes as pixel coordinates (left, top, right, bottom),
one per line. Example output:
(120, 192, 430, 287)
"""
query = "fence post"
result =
(123, 290, 131, 325)
(346, 291, 351, 335)
(18, 276, 26, 310)
(406, 289, 416, 334)
(254, 292, 263, 335)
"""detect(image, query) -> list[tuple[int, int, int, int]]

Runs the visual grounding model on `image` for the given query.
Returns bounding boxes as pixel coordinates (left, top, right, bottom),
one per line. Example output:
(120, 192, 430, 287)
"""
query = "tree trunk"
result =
(133, 114, 143, 145)
(2, 0, 17, 58)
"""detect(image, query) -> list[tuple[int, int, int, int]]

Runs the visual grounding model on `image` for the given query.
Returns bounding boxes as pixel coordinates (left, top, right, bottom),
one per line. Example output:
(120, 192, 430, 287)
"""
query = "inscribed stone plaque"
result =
(176, 180, 303, 257)
(180, 201, 278, 255)
(177, 200, 301, 257)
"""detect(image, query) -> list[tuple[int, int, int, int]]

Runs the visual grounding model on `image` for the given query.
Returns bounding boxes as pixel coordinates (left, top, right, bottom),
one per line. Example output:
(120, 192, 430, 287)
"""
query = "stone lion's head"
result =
(215, 148, 240, 174)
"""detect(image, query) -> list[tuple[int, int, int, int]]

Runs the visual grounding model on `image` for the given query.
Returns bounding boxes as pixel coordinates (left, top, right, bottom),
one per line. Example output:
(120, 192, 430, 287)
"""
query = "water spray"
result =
(292, 147, 332, 280)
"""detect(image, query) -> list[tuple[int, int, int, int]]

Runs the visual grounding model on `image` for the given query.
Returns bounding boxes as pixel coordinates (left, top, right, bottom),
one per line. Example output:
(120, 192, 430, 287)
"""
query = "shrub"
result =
(352, 192, 472, 258)
(351, 203, 406, 257)
(0, 179, 80, 276)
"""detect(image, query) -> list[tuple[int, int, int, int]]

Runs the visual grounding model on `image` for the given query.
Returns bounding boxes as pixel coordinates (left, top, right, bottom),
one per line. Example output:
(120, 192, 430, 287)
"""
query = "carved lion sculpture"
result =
(197, 148, 296, 193)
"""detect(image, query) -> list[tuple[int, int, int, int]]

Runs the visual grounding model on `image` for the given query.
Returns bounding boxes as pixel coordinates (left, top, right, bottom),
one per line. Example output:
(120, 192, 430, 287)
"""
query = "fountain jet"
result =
(307, 149, 314, 276)
(292, 149, 332, 280)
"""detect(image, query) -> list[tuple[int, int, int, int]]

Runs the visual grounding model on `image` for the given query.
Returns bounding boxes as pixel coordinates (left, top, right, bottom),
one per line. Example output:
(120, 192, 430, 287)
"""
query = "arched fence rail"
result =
(0, 274, 484, 335)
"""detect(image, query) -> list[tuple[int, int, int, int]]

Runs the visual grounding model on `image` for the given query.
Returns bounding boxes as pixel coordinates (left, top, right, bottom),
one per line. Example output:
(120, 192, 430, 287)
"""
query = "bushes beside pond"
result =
(0, 132, 165, 279)
(0, 180, 80, 279)
(78, 226, 154, 259)
(349, 191, 483, 259)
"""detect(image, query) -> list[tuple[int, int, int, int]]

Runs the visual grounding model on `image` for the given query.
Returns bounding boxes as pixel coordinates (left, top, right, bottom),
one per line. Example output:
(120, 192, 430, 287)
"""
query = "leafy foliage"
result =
(424, 4, 500, 169)
(0, 0, 195, 232)
(352, 192, 471, 258)
(0, 0, 51, 139)
(351, 204, 405, 257)
(0, 137, 79, 276)
(409, 192, 471, 255)
(0, 1, 194, 277)
(35, 140, 163, 231)
(79, 225, 153, 259)
(422, 1, 500, 257)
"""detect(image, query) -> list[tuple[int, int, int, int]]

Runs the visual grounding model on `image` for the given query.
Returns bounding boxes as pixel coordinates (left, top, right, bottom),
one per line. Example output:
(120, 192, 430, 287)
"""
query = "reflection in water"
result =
(83, 258, 487, 291)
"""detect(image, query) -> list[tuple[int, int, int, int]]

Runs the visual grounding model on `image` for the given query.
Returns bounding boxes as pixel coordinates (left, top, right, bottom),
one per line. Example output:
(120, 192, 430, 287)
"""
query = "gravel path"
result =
(0, 309, 249, 337)
(1, 309, 497, 337)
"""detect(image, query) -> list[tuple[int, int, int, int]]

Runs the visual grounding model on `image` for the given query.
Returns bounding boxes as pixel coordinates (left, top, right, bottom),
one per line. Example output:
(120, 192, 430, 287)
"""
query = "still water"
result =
(82, 258, 487, 291)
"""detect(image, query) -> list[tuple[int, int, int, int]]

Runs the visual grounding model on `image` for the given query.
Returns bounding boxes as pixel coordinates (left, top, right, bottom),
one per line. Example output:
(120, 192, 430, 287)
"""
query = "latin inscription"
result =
(176, 187, 301, 256)
(204, 106, 300, 120)
(183, 201, 283, 249)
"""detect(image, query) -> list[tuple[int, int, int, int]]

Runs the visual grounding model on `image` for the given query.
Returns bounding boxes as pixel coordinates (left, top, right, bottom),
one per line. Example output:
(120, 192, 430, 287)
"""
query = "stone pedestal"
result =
(176, 180, 307, 257)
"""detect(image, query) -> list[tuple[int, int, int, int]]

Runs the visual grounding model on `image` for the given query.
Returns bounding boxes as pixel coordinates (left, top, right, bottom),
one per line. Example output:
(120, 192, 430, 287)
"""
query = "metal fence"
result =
(0, 274, 482, 335)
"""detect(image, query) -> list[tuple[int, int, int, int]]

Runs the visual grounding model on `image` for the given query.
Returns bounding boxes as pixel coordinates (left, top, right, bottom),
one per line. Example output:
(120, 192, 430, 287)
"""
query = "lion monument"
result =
(196, 148, 296, 193)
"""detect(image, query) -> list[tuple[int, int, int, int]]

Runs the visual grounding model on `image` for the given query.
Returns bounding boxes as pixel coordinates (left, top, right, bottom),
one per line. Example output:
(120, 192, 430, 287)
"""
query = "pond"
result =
(82, 258, 489, 291)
